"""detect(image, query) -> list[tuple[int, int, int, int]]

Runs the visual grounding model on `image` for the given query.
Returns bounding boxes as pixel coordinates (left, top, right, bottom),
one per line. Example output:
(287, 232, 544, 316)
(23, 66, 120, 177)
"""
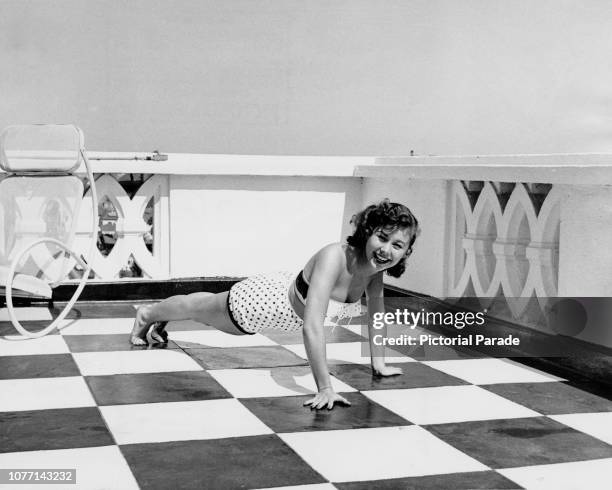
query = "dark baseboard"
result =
(51, 277, 243, 303)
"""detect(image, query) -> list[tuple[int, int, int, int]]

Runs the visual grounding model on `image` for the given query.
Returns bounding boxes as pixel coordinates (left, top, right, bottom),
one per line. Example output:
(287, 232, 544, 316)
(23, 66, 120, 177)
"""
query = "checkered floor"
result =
(1, 303, 611, 489)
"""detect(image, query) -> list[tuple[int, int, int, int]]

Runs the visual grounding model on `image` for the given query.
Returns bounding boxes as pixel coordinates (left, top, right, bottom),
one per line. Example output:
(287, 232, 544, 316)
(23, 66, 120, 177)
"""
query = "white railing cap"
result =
(4, 149, 612, 184)
(358, 153, 612, 185)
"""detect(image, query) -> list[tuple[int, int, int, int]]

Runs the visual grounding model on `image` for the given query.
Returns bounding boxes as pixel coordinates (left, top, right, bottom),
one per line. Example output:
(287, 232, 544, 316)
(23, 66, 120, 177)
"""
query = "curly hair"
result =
(347, 199, 420, 278)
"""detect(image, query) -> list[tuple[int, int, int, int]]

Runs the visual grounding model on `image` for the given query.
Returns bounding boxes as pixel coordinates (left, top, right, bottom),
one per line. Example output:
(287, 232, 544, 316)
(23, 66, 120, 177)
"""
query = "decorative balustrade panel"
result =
(73, 174, 170, 280)
(449, 181, 561, 319)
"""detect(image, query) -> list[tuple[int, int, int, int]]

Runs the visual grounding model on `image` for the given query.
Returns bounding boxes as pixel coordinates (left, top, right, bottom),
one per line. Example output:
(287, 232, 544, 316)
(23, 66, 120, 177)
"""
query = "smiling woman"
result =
(130, 199, 420, 409)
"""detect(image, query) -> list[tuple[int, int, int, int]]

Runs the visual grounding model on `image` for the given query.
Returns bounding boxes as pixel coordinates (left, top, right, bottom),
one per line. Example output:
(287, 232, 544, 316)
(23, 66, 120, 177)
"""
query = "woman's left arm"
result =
(366, 273, 403, 376)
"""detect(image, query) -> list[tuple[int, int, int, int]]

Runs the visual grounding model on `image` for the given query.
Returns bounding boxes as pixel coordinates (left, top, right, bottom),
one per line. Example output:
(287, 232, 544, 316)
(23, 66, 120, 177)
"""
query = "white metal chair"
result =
(0, 124, 98, 338)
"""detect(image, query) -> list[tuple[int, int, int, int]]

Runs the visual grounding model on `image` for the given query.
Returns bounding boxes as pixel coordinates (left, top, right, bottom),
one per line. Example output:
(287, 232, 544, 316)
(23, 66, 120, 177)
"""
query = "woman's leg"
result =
(130, 291, 241, 345)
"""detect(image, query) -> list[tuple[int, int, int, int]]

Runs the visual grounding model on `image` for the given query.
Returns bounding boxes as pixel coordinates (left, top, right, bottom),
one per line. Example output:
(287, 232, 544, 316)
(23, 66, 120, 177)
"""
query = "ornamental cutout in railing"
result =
(449, 181, 560, 321)
(72, 174, 169, 280)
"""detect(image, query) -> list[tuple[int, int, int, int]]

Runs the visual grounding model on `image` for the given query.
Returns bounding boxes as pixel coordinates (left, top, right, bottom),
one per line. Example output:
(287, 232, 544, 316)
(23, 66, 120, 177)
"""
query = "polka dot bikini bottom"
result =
(227, 271, 304, 334)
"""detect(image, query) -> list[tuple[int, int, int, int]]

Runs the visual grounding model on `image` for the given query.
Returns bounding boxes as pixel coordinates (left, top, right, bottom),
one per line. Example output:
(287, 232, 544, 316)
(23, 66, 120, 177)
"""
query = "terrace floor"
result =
(1, 302, 612, 489)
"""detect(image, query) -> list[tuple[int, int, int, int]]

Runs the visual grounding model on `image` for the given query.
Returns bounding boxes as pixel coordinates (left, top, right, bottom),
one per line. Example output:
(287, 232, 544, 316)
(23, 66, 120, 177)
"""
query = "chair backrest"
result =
(0, 124, 83, 173)
(0, 125, 86, 282)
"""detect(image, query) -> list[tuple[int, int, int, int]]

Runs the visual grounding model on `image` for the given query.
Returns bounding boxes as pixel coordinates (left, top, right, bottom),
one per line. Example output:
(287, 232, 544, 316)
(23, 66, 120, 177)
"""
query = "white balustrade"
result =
(449, 181, 561, 319)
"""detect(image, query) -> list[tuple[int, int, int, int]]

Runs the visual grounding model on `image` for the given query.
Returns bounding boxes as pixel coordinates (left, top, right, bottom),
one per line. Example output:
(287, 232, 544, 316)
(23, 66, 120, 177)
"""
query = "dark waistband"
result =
(225, 285, 256, 335)
(295, 269, 309, 300)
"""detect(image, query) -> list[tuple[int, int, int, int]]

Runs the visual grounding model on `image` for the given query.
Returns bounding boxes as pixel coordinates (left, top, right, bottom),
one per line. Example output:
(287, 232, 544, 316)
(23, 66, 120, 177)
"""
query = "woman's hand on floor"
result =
(304, 387, 351, 410)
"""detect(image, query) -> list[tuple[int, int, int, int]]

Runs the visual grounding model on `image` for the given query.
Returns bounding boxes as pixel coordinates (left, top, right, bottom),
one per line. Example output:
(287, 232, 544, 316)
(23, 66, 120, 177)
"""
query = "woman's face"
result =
(365, 226, 412, 271)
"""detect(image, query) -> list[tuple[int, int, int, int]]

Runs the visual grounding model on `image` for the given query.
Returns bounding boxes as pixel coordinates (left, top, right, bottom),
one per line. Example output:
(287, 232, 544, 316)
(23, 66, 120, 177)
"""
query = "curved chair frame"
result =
(3, 148, 99, 338)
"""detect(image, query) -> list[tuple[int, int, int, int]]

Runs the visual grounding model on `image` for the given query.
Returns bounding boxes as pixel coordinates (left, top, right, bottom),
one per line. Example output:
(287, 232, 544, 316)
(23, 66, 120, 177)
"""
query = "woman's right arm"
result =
(302, 245, 351, 410)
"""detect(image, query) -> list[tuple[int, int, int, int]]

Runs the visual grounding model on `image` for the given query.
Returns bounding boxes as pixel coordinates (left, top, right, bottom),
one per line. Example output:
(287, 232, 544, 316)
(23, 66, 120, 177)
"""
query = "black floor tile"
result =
(483, 382, 612, 415)
(0, 323, 14, 336)
(329, 362, 468, 391)
(57, 303, 137, 319)
(425, 416, 612, 469)
(0, 407, 114, 453)
(336, 470, 521, 489)
(120, 435, 326, 490)
(0, 354, 80, 379)
(240, 392, 411, 433)
(187, 346, 308, 369)
(0, 321, 60, 336)
(262, 326, 364, 345)
(86, 371, 232, 405)
(63, 334, 181, 352)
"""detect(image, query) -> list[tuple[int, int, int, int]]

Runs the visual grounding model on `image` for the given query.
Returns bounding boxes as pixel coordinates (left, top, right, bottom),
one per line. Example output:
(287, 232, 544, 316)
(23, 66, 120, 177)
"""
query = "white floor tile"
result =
(100, 399, 273, 445)
(72, 350, 203, 376)
(422, 358, 564, 385)
(209, 368, 356, 398)
(169, 330, 277, 348)
(59, 318, 134, 335)
(0, 377, 95, 412)
(550, 412, 612, 445)
(0, 307, 52, 321)
(0, 335, 68, 356)
(280, 426, 488, 482)
(499, 457, 612, 490)
(0, 445, 139, 490)
(284, 342, 414, 365)
(363, 385, 540, 425)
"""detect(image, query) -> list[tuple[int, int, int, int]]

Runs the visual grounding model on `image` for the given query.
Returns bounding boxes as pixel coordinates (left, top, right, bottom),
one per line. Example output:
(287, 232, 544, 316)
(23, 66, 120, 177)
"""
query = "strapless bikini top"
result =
(294, 270, 363, 325)
(296, 269, 362, 305)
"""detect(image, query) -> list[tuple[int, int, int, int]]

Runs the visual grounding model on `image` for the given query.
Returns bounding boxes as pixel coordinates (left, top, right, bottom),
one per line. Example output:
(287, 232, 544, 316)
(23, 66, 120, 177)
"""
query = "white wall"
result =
(558, 185, 612, 297)
(2, 0, 612, 155)
(167, 172, 450, 301)
(168, 175, 362, 277)
(555, 185, 612, 347)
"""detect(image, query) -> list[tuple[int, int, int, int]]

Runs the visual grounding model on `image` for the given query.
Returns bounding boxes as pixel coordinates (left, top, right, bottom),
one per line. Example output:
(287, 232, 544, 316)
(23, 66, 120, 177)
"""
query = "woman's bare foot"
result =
(148, 321, 169, 344)
(130, 306, 152, 345)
